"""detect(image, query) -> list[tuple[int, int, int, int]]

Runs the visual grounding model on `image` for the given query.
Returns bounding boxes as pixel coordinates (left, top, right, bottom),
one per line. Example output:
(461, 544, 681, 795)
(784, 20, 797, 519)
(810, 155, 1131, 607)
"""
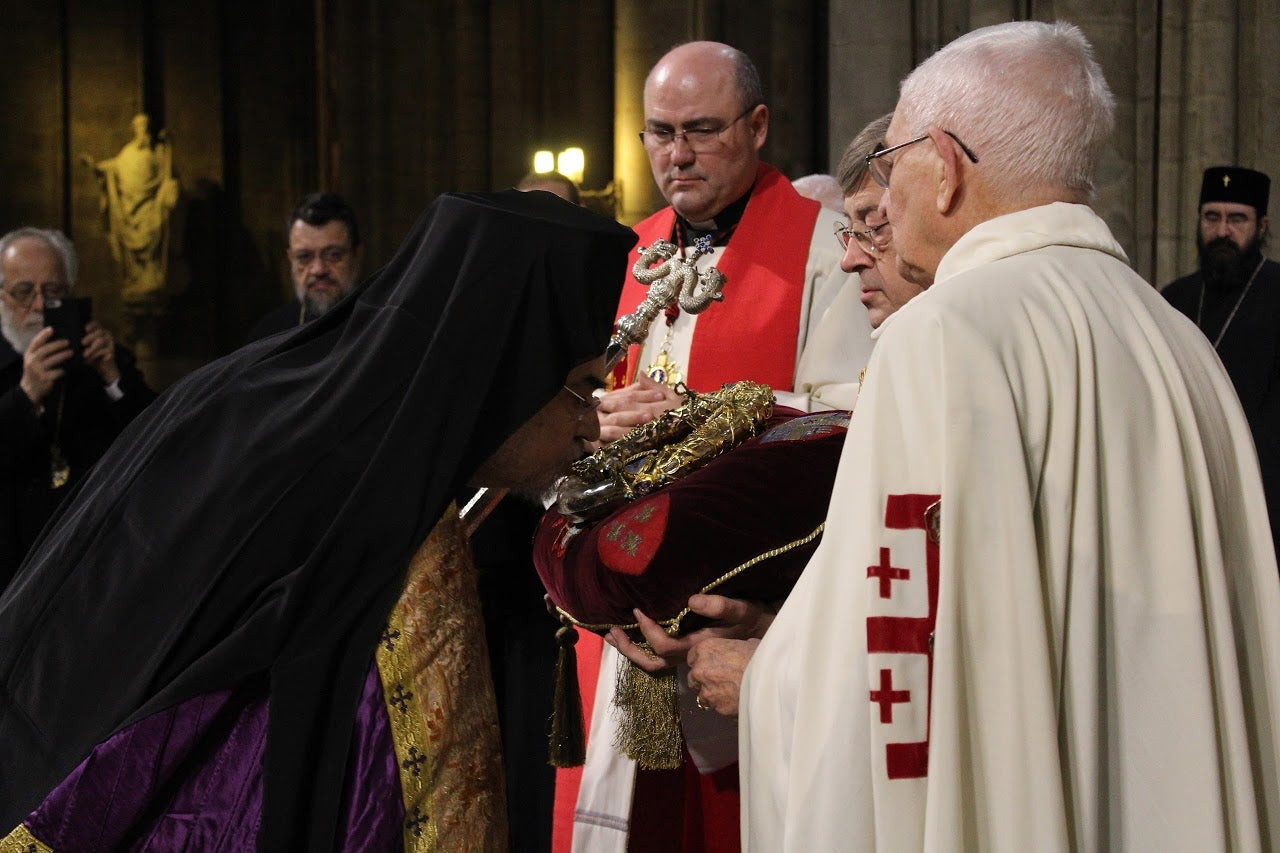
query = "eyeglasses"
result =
(638, 105, 758, 153)
(289, 246, 352, 269)
(865, 130, 980, 189)
(1, 281, 69, 308)
(561, 384, 601, 412)
(834, 219, 892, 255)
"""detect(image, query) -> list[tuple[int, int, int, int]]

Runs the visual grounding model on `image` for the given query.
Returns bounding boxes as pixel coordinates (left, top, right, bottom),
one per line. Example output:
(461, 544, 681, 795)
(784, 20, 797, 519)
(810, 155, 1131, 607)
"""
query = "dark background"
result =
(2, 0, 1276, 387)
(0, 1, 829, 386)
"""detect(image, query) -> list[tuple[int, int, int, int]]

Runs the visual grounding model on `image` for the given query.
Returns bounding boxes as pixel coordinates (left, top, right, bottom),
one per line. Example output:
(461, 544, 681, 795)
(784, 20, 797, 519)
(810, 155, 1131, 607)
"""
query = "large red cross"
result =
(865, 493, 940, 780)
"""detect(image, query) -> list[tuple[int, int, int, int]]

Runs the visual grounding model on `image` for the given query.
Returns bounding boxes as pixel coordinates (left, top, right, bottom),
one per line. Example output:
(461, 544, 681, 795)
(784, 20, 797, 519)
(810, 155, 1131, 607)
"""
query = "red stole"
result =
(612, 162, 820, 391)
(552, 165, 820, 853)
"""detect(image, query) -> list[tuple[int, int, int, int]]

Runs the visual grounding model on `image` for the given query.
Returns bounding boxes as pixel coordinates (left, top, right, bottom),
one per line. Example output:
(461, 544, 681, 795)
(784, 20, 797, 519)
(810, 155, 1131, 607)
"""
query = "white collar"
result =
(935, 202, 1128, 285)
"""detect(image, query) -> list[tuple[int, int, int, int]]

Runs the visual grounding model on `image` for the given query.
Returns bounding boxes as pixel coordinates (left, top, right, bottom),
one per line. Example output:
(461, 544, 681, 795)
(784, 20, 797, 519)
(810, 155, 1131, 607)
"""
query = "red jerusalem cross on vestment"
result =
(865, 493, 940, 780)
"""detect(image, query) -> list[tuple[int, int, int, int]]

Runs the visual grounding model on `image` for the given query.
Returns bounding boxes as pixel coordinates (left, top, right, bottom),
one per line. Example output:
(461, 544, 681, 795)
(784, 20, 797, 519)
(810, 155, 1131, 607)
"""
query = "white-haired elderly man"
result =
(688, 20, 1280, 850)
(0, 227, 155, 590)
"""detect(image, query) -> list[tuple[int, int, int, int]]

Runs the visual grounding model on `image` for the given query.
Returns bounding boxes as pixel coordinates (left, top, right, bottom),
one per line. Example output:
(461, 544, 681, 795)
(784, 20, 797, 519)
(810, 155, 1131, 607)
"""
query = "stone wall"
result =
(1, 1, 1272, 380)
(826, 0, 1280, 285)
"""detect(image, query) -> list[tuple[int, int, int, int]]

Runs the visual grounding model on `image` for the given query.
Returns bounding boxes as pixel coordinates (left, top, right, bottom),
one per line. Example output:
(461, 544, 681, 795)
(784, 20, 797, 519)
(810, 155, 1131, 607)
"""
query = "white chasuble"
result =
(741, 202, 1280, 852)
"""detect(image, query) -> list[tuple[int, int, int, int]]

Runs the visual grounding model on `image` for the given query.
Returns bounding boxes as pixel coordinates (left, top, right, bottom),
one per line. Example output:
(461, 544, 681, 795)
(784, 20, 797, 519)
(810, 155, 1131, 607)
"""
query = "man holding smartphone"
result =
(0, 227, 155, 591)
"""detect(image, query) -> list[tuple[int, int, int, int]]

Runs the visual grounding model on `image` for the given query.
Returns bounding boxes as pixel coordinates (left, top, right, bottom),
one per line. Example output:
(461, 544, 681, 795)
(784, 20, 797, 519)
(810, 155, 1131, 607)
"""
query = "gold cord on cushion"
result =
(553, 522, 828, 769)
(553, 522, 826, 636)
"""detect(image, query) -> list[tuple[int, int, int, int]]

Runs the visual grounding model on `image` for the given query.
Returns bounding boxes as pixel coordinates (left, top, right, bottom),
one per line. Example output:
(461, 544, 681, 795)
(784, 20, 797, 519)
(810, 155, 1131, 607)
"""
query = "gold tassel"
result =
(611, 646, 683, 770)
(548, 626, 586, 767)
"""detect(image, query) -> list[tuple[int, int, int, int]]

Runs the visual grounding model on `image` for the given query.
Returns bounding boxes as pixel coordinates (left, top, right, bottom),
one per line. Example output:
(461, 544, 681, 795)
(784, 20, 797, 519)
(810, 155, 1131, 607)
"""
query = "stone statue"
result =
(81, 114, 180, 304)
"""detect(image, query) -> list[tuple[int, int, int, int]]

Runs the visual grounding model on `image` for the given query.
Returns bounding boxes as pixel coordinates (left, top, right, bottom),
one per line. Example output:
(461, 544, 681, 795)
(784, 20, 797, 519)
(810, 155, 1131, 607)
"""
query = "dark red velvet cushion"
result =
(533, 408, 849, 636)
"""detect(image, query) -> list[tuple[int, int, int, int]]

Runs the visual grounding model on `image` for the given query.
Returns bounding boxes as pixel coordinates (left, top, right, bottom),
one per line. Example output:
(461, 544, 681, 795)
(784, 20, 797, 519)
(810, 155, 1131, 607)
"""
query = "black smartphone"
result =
(43, 296, 92, 364)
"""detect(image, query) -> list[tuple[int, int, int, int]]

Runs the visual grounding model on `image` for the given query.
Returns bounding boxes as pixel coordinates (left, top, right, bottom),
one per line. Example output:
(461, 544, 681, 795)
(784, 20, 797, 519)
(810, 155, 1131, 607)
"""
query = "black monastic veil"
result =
(0, 189, 636, 846)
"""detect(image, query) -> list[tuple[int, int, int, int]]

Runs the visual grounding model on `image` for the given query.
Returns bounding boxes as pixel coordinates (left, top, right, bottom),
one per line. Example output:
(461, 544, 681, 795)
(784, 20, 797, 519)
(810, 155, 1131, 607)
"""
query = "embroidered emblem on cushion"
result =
(548, 515, 583, 557)
(597, 494, 670, 575)
(759, 410, 850, 443)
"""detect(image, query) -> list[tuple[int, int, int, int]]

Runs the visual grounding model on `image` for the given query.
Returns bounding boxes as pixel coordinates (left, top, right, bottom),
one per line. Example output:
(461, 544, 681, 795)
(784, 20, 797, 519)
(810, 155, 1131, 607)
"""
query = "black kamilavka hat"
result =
(1200, 166, 1271, 217)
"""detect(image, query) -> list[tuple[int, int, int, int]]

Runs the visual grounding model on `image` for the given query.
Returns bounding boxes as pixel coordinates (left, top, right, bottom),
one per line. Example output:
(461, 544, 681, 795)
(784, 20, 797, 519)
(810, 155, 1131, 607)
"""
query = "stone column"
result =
(614, 0, 668, 225)
(824, 0, 1280, 287)
(828, 1, 914, 168)
(1052, 0, 1143, 273)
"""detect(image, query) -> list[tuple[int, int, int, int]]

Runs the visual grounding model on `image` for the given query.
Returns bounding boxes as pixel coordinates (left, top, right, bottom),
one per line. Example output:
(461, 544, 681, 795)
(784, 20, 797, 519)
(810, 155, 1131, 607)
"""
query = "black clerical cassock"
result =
(0, 190, 635, 847)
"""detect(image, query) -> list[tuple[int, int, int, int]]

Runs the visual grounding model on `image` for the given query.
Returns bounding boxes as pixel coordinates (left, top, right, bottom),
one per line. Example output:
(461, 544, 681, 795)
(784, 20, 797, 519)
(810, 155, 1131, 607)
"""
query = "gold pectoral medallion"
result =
(49, 444, 70, 489)
(645, 324, 685, 388)
(645, 350, 685, 388)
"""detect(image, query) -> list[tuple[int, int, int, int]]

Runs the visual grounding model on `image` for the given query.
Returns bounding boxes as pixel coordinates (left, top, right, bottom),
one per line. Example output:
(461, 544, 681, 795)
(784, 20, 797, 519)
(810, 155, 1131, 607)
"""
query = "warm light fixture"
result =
(556, 147, 585, 185)
(531, 147, 585, 185)
(529, 146, 620, 218)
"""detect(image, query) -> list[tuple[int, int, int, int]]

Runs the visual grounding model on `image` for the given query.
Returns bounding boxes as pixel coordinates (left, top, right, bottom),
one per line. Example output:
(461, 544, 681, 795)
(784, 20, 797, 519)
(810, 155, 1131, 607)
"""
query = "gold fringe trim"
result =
(550, 522, 827, 772)
(611, 651, 682, 769)
(0, 824, 52, 852)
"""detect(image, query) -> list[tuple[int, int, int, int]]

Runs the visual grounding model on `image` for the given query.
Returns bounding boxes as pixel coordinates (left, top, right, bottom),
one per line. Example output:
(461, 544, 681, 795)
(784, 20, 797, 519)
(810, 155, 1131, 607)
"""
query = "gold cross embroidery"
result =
(1224, 174, 1232, 187)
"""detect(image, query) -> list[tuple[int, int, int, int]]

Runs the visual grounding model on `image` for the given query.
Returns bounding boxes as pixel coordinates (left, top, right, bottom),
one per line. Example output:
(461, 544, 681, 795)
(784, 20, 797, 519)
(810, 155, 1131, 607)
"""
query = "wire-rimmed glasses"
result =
(638, 105, 759, 153)
(834, 219, 892, 255)
(865, 131, 980, 189)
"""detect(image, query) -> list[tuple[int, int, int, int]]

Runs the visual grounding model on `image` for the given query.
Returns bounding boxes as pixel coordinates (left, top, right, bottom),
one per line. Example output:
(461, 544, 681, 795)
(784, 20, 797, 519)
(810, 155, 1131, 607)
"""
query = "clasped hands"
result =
(606, 593, 769, 718)
(593, 373, 685, 444)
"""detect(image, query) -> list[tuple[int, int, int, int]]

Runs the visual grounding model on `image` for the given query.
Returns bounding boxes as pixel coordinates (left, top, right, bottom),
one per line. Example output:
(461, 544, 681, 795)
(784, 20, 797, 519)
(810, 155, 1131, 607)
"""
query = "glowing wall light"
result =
(531, 147, 585, 185)
(529, 145, 620, 217)
(533, 150, 556, 174)
(556, 147, 585, 185)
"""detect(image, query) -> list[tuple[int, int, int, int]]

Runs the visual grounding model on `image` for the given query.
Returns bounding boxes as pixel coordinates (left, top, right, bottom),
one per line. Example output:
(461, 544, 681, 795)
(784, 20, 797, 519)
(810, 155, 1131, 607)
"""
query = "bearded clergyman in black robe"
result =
(0, 189, 636, 850)
(1163, 166, 1280, 558)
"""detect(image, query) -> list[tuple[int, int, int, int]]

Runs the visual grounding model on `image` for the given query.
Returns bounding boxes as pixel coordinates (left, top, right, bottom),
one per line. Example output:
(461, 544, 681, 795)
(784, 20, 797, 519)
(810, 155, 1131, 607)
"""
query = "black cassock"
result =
(0, 189, 635, 848)
(1164, 257, 1280, 559)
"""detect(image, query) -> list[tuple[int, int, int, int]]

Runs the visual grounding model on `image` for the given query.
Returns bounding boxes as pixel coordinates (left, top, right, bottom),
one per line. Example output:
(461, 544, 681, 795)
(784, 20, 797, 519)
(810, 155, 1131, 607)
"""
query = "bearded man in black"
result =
(1164, 166, 1279, 554)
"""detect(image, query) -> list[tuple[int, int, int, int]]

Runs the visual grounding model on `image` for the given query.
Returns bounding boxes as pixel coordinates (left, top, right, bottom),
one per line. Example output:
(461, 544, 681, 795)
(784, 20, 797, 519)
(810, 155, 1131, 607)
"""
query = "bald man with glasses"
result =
(560, 39, 874, 853)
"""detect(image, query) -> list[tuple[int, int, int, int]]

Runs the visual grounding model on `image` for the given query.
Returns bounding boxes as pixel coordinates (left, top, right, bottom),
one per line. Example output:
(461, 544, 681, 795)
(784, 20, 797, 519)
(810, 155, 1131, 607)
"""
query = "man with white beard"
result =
(0, 227, 154, 590)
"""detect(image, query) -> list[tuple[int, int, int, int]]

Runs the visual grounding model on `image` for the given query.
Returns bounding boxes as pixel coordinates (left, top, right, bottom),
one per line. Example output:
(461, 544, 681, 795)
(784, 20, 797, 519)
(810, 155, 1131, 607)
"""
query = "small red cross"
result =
(869, 667, 911, 723)
(867, 546, 910, 598)
(865, 493, 940, 779)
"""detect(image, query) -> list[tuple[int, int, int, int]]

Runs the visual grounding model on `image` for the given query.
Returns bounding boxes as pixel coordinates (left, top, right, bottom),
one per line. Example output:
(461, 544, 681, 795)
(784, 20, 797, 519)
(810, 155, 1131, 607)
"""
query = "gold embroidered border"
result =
(375, 504, 506, 851)
(377, 573, 437, 852)
(557, 521, 826, 634)
(0, 823, 53, 852)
